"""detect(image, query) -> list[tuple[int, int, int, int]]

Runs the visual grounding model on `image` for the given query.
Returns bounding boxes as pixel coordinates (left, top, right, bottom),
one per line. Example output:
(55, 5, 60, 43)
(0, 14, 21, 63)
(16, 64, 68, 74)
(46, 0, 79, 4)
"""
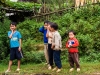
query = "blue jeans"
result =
(53, 50, 62, 69)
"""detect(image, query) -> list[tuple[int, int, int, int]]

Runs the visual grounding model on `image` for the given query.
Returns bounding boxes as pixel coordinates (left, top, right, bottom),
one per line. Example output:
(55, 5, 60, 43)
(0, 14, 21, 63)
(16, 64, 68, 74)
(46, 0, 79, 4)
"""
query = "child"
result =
(50, 23, 62, 73)
(5, 22, 22, 73)
(46, 22, 54, 70)
(66, 30, 80, 72)
(39, 21, 50, 65)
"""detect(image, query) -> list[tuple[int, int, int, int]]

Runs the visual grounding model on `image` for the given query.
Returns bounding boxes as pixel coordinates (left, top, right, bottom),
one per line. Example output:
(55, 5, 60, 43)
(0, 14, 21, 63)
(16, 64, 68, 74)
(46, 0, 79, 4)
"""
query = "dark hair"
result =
(10, 22, 17, 26)
(68, 30, 76, 35)
(44, 20, 50, 24)
(50, 23, 58, 30)
(48, 22, 54, 26)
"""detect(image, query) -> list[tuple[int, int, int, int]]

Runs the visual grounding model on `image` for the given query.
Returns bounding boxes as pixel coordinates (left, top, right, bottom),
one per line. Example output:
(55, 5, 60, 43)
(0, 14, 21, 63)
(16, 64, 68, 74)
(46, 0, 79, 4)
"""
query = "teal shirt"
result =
(8, 31, 22, 48)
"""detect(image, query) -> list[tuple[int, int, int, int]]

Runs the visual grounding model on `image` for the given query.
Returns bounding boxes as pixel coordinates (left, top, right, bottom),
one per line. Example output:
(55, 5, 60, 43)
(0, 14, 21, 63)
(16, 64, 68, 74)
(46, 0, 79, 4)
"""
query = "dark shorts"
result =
(10, 47, 23, 60)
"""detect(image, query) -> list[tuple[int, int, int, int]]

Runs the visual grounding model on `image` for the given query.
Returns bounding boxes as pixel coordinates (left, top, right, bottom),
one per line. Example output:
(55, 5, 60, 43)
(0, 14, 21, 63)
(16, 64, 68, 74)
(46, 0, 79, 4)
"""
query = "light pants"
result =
(44, 43, 49, 64)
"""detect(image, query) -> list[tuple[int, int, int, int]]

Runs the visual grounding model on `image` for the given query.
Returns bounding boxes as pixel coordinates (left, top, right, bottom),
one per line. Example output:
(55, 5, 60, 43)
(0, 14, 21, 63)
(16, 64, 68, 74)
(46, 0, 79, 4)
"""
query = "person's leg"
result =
(73, 53, 80, 68)
(17, 60, 21, 69)
(7, 60, 13, 71)
(16, 47, 22, 71)
(5, 48, 15, 72)
(53, 50, 62, 69)
(44, 44, 49, 64)
(50, 47, 53, 66)
(48, 44, 52, 69)
(16, 60, 21, 71)
(52, 50, 57, 71)
(68, 53, 74, 68)
(72, 53, 80, 72)
(48, 44, 53, 66)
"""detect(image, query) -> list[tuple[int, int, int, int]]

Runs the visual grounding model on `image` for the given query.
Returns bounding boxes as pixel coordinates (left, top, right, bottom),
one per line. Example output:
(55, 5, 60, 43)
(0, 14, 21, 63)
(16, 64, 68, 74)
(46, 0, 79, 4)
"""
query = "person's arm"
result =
(8, 30, 14, 39)
(72, 39, 79, 47)
(51, 34, 55, 49)
(18, 32, 22, 51)
(18, 39, 22, 51)
(66, 41, 69, 48)
(52, 34, 60, 49)
(46, 30, 49, 38)
(66, 40, 73, 48)
(46, 31, 52, 38)
(39, 26, 44, 33)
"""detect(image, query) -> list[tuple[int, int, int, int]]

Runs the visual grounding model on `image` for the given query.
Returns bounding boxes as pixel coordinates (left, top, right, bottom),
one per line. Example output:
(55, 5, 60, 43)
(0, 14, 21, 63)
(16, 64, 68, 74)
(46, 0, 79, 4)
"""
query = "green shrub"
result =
(5, 1, 41, 11)
(18, 19, 43, 40)
(21, 51, 45, 64)
(0, 5, 100, 63)
(61, 50, 68, 62)
(0, 19, 11, 61)
(1, 51, 45, 64)
(18, 5, 100, 62)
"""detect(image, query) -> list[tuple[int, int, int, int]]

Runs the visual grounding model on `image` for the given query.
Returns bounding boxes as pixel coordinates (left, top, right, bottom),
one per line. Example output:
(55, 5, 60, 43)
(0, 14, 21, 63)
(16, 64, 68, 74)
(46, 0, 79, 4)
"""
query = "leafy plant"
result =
(0, 5, 100, 63)
(0, 18, 11, 61)
(5, 0, 41, 11)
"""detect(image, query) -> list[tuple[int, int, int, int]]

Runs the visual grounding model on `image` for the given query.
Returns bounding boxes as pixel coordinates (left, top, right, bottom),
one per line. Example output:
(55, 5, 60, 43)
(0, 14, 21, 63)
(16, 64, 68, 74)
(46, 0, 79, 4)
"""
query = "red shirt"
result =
(66, 38, 79, 53)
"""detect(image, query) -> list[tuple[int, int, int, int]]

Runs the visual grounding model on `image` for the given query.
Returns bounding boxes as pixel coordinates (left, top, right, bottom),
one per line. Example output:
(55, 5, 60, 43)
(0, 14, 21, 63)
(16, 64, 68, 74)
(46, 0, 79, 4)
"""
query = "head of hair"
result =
(10, 22, 17, 26)
(44, 20, 50, 24)
(48, 22, 54, 26)
(68, 30, 76, 35)
(50, 23, 58, 30)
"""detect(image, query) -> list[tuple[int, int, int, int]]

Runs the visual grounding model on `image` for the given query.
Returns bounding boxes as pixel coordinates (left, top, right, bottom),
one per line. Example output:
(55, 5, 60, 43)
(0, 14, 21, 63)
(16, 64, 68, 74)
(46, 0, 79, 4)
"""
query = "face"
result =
(47, 24, 51, 30)
(69, 32, 75, 39)
(50, 27, 54, 32)
(44, 23, 48, 29)
(10, 24, 16, 31)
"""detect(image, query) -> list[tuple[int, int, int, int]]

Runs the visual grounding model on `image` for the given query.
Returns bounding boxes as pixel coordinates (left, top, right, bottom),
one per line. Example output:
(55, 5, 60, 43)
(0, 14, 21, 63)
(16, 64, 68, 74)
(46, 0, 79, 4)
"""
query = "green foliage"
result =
(61, 50, 68, 62)
(80, 51, 100, 62)
(17, 19, 43, 41)
(22, 51, 45, 64)
(52, 5, 100, 62)
(0, 7, 5, 22)
(1, 51, 45, 64)
(0, 5, 100, 63)
(0, 19, 11, 60)
(5, 1, 41, 11)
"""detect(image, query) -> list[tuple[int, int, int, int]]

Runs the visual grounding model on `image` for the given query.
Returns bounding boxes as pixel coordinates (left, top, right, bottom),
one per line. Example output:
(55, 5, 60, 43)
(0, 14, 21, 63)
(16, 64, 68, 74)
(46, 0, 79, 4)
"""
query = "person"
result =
(5, 22, 23, 73)
(39, 21, 50, 65)
(66, 30, 80, 72)
(46, 22, 54, 70)
(50, 23, 62, 73)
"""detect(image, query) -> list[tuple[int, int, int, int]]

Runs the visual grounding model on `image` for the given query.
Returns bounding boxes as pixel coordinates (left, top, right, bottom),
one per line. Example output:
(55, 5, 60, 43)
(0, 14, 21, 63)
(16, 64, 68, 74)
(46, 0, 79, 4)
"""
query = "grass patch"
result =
(0, 62, 100, 75)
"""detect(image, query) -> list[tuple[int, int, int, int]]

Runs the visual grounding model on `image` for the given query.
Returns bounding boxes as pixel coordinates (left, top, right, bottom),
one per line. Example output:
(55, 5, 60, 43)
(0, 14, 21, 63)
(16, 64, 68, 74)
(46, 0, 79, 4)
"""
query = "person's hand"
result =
(11, 29, 14, 34)
(51, 46, 53, 49)
(68, 45, 72, 48)
(47, 26, 49, 30)
(18, 47, 21, 51)
(51, 44, 55, 49)
(9, 29, 14, 39)
(49, 36, 52, 38)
